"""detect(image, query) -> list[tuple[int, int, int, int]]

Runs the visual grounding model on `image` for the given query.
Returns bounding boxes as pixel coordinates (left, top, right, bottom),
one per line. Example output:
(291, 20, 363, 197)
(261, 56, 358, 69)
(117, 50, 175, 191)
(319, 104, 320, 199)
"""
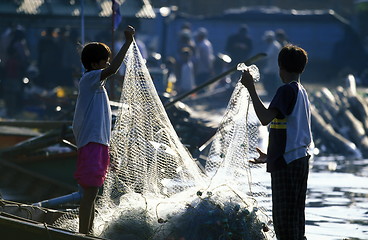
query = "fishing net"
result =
(53, 41, 273, 239)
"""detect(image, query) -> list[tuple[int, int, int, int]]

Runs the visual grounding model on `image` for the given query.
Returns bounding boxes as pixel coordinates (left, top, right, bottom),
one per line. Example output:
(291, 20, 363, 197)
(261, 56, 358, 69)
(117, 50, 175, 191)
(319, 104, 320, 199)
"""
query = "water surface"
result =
(305, 157, 368, 240)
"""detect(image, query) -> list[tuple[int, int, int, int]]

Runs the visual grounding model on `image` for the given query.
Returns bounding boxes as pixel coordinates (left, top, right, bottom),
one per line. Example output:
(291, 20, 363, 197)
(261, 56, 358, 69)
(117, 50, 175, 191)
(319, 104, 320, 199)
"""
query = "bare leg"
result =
(89, 200, 95, 232)
(79, 187, 99, 234)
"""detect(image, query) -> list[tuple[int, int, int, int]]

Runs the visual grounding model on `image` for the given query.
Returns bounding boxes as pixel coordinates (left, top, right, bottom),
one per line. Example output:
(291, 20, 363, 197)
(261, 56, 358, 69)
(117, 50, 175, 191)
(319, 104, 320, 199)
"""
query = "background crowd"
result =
(0, 19, 368, 119)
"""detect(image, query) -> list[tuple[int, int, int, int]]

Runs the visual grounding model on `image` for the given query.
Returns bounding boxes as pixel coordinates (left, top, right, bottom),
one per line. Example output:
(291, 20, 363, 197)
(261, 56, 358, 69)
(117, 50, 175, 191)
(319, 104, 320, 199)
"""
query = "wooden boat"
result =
(0, 126, 40, 148)
(0, 158, 77, 203)
(0, 121, 78, 203)
(0, 124, 102, 238)
(0, 199, 106, 240)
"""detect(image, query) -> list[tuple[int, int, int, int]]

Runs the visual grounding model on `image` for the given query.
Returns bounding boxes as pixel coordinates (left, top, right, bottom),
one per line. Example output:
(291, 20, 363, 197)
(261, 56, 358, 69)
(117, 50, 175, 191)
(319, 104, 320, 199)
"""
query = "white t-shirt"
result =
(72, 70, 112, 148)
(179, 61, 195, 92)
(195, 39, 214, 74)
(264, 40, 281, 74)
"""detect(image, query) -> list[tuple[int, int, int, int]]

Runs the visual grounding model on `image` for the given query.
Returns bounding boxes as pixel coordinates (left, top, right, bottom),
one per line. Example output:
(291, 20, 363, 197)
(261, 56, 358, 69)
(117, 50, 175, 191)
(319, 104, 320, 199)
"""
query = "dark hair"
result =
(278, 44, 308, 73)
(81, 42, 111, 70)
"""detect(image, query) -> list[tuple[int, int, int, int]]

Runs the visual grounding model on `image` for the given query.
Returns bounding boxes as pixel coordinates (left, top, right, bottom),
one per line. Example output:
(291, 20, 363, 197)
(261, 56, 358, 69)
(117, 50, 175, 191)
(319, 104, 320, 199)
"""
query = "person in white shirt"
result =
(176, 47, 195, 95)
(194, 27, 214, 91)
(262, 30, 282, 98)
(72, 26, 134, 234)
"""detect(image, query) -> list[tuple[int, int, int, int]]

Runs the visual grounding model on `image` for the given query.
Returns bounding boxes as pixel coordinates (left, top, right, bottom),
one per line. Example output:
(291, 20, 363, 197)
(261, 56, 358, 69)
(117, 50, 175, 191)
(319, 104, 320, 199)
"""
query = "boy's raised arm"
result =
(241, 70, 278, 125)
(101, 25, 135, 80)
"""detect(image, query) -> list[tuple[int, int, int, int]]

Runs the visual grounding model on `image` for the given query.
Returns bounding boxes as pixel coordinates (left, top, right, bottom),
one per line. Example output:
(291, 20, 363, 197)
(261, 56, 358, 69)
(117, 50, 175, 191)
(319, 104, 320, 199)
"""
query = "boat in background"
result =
(0, 126, 40, 149)
(0, 121, 78, 203)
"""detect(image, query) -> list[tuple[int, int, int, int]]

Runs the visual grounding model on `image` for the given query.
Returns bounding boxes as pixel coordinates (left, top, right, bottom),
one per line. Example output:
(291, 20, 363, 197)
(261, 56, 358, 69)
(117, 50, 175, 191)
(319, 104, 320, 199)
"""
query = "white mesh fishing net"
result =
(53, 41, 273, 239)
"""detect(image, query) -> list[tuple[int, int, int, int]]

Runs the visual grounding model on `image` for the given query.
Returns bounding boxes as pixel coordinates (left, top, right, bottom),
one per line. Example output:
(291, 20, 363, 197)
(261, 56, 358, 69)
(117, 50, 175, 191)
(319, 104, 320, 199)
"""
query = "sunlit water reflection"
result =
(252, 156, 368, 240)
(188, 99, 368, 240)
(305, 157, 368, 240)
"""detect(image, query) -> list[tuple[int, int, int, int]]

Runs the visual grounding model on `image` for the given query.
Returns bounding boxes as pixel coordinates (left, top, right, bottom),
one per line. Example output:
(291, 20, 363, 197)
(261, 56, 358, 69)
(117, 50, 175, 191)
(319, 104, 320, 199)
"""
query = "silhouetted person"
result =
(58, 27, 80, 87)
(262, 30, 282, 98)
(226, 24, 253, 65)
(176, 47, 195, 95)
(241, 45, 311, 240)
(37, 27, 60, 89)
(3, 29, 30, 117)
(177, 27, 196, 60)
(275, 28, 289, 47)
(194, 27, 214, 89)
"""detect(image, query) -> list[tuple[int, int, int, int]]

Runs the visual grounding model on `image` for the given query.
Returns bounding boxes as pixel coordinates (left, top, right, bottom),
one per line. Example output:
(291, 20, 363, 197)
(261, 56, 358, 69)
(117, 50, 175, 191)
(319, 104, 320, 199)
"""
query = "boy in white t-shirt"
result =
(72, 25, 134, 234)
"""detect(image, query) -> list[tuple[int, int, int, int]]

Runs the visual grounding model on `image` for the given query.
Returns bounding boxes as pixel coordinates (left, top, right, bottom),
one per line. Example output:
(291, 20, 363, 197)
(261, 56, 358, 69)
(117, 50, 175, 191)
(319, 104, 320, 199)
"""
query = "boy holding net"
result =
(241, 44, 312, 240)
(72, 25, 135, 234)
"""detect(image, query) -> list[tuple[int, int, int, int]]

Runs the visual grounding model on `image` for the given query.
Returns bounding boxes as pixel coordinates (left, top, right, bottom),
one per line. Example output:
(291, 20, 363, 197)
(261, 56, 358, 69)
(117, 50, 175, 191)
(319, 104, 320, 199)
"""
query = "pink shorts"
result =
(74, 142, 110, 188)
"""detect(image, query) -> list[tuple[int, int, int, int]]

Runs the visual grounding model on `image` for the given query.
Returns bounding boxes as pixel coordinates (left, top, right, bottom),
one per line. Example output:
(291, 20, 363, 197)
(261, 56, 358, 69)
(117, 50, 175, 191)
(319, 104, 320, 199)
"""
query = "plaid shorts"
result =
(271, 156, 309, 240)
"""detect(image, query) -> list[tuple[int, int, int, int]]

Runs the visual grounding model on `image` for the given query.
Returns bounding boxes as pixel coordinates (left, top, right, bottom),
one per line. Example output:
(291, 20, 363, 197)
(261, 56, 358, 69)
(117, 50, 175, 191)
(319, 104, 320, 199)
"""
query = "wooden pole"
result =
(80, 0, 85, 73)
(110, 1, 116, 101)
(164, 53, 267, 109)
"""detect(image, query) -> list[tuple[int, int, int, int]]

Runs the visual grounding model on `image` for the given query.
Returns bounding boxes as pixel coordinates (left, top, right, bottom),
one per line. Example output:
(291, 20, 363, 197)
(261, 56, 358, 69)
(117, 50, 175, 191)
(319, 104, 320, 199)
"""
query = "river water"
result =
(186, 95, 368, 240)
(247, 155, 368, 240)
(305, 156, 368, 240)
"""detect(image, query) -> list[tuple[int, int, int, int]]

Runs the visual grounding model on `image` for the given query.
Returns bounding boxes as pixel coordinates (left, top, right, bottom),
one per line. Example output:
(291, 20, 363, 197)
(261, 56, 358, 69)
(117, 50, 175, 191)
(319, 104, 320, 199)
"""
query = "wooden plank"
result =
(0, 120, 72, 130)
(0, 213, 106, 240)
